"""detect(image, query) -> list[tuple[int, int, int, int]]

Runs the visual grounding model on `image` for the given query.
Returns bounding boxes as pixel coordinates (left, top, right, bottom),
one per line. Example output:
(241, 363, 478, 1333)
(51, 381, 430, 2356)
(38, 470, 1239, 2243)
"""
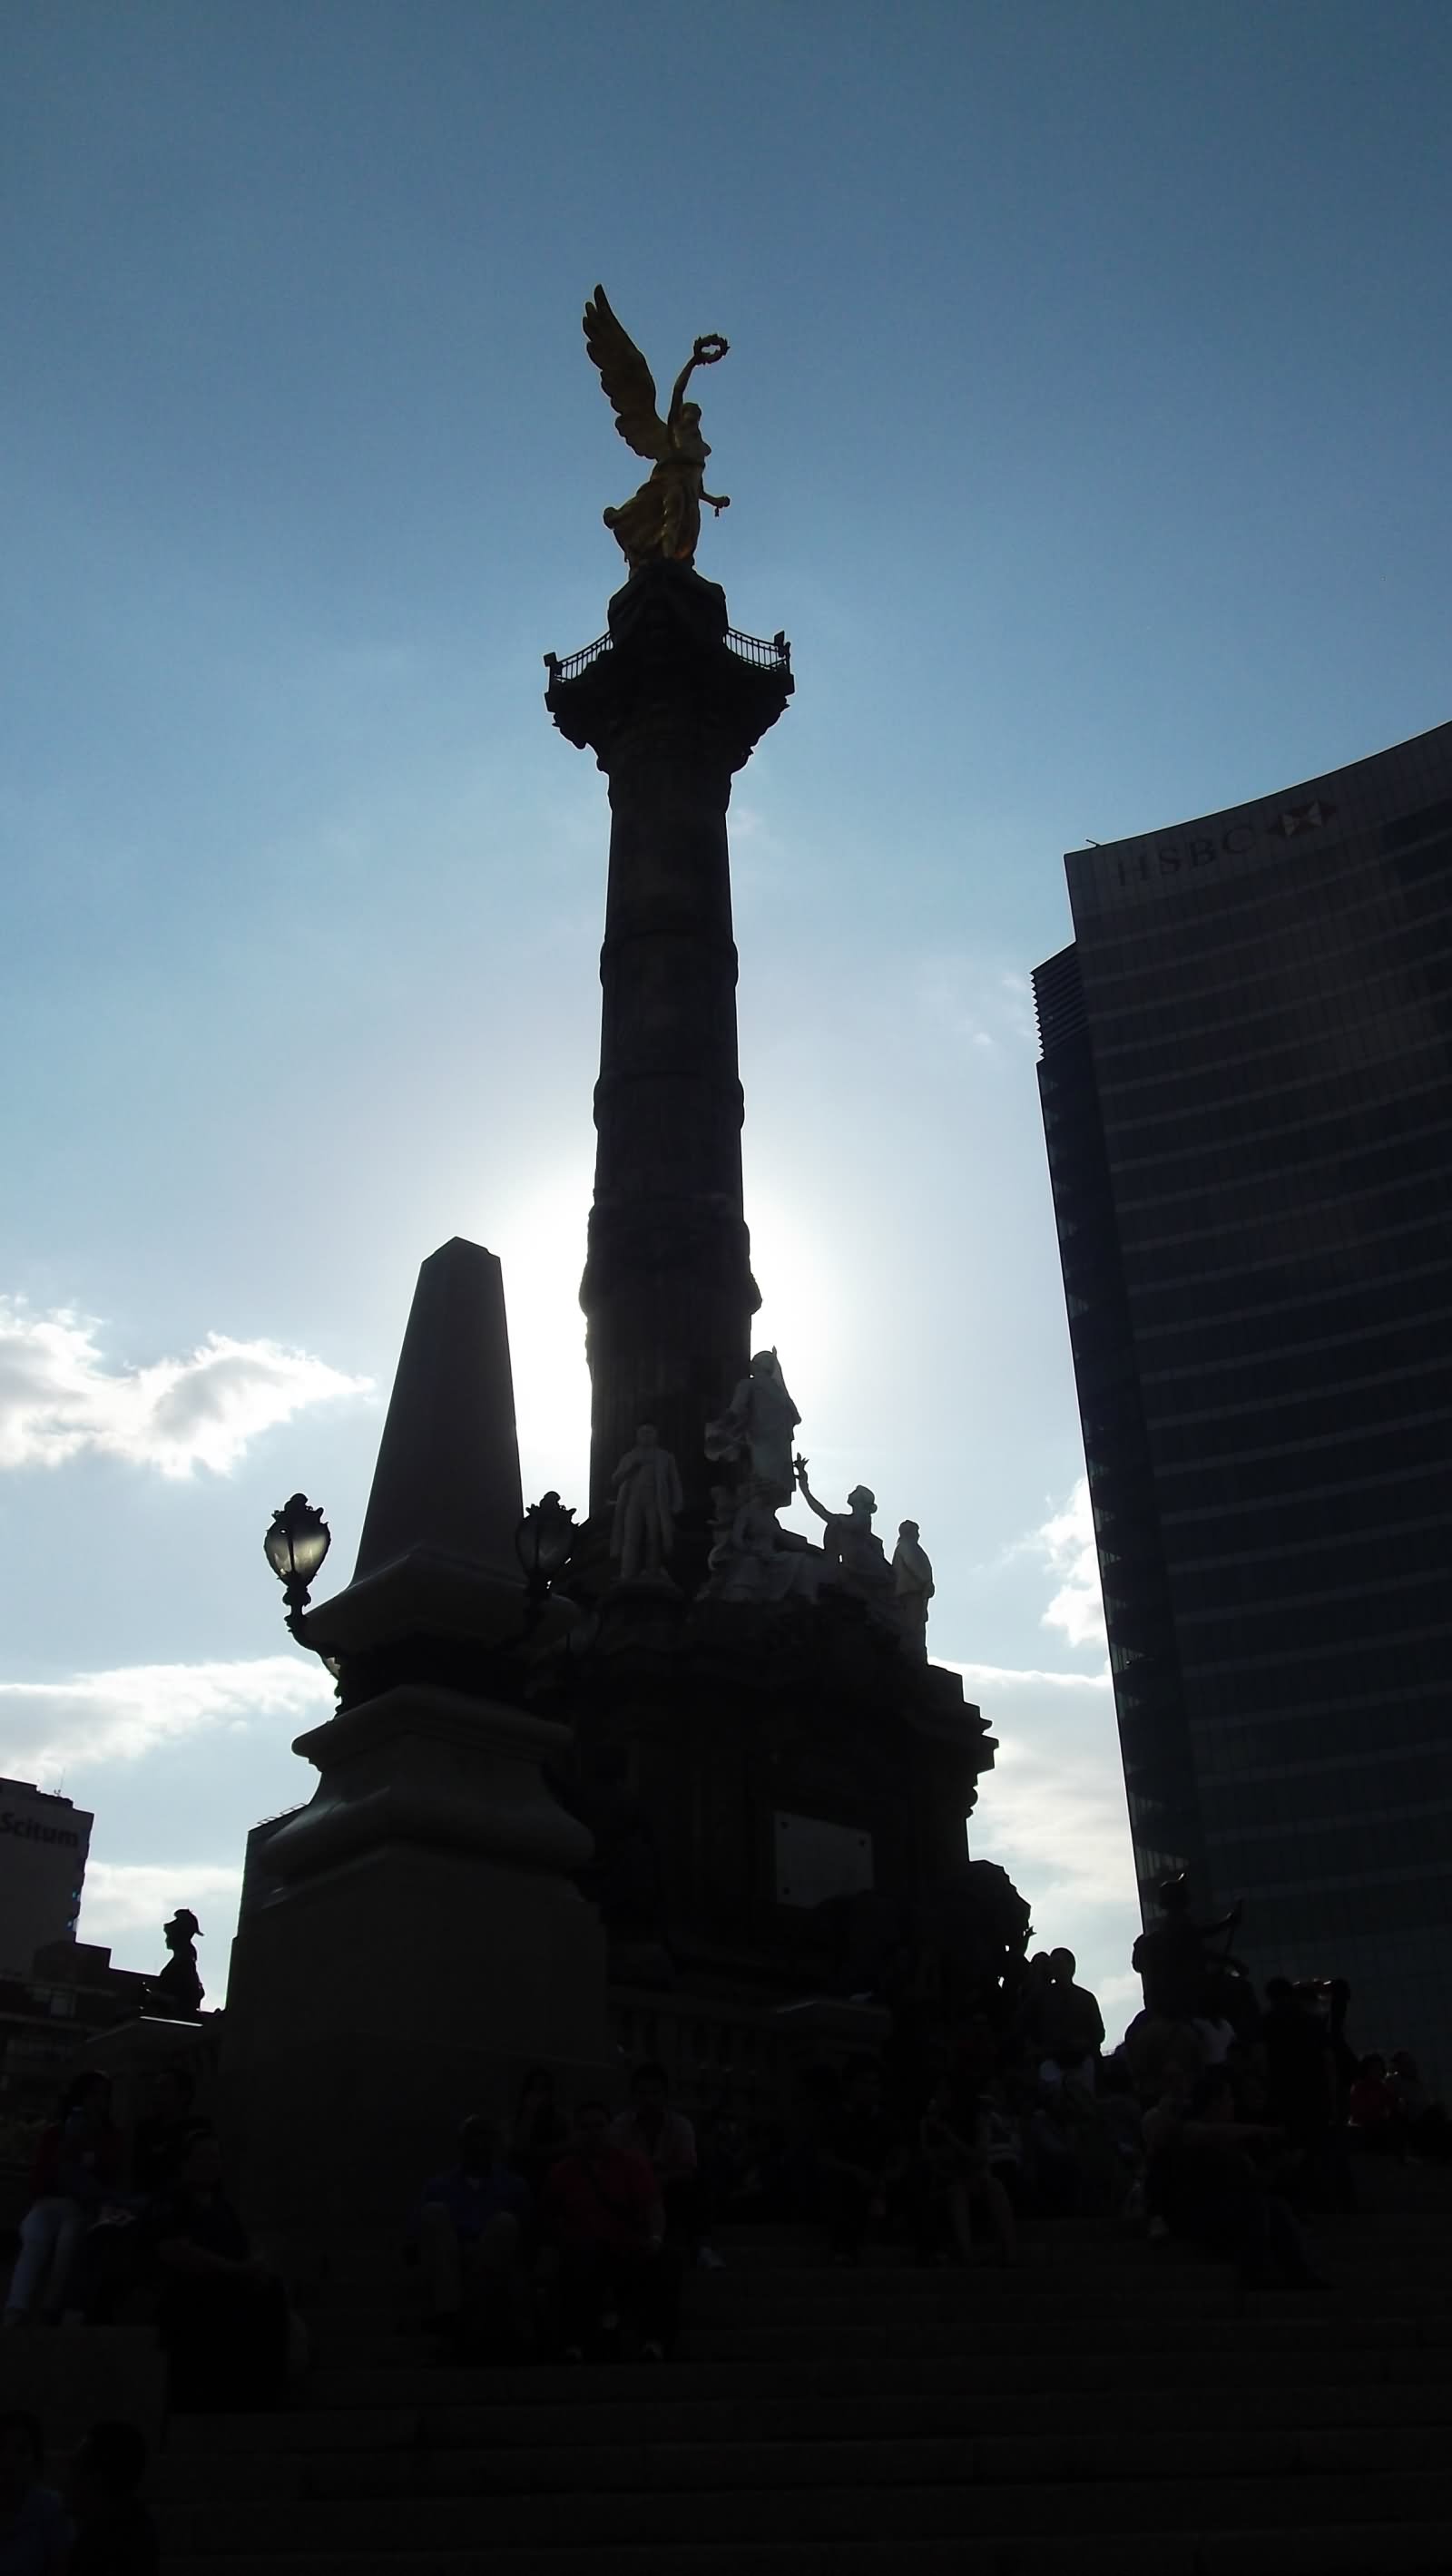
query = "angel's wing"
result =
(583, 287, 671, 463)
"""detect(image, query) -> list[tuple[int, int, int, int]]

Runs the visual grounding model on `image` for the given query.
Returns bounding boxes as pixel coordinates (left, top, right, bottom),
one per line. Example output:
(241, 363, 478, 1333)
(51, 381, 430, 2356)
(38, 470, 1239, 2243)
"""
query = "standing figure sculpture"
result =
(584, 286, 732, 571)
(705, 1349, 800, 1508)
(151, 1909, 204, 2018)
(892, 1519, 935, 1658)
(610, 1424, 685, 1585)
(793, 1457, 895, 1604)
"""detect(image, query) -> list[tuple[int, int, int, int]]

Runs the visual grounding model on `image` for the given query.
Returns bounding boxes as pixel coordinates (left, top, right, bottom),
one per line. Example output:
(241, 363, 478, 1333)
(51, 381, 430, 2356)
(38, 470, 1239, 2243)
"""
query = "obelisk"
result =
(219, 1239, 615, 2228)
(545, 291, 792, 1533)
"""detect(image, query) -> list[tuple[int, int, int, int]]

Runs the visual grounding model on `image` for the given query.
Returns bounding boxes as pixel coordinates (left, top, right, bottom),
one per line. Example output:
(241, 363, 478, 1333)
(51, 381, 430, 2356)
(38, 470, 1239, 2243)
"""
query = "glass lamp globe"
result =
(515, 1490, 578, 1591)
(263, 1493, 331, 1601)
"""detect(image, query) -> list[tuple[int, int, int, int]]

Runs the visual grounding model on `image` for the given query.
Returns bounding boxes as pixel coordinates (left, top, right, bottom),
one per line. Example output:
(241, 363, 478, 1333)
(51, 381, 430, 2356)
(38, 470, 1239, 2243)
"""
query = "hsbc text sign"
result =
(1072, 798, 1341, 916)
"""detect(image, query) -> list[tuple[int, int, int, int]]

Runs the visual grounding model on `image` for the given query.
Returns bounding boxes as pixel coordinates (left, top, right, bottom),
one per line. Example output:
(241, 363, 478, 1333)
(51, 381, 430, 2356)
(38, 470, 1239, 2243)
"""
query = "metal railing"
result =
(544, 625, 790, 688)
(727, 626, 791, 672)
(545, 634, 612, 686)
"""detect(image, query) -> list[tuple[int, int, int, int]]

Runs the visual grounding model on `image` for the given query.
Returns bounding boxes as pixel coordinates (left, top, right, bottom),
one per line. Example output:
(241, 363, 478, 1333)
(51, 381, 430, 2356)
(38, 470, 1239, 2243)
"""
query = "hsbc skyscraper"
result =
(1034, 720, 1452, 2080)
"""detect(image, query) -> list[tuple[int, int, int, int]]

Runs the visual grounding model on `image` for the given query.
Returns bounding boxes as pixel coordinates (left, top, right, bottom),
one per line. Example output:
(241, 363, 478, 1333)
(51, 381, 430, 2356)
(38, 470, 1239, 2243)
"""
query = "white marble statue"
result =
(793, 1455, 894, 1601)
(610, 1424, 684, 1583)
(705, 1482, 741, 1577)
(703, 1475, 821, 1604)
(892, 1519, 935, 1657)
(704, 1348, 800, 1508)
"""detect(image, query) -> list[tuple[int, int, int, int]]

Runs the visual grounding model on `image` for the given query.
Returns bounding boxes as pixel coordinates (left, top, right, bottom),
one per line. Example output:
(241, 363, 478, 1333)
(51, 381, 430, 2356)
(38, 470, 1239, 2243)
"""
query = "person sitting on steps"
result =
(817, 2056, 911, 2267)
(410, 2114, 536, 2356)
(0, 2411, 70, 2574)
(143, 2131, 290, 2413)
(508, 2066, 570, 2203)
(609, 2062, 724, 2270)
(68, 2419, 160, 2576)
(920, 2080, 1018, 2267)
(543, 2101, 681, 2362)
(1143, 2065, 1326, 2291)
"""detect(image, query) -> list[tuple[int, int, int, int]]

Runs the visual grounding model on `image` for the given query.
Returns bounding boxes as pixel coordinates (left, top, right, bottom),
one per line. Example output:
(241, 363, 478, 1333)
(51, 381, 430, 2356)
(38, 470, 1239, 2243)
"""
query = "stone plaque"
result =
(773, 1811, 874, 1911)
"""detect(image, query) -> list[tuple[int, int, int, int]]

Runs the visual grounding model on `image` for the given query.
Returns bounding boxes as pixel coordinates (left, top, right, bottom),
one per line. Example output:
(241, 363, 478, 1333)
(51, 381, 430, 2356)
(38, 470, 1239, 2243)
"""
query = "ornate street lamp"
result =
(263, 1493, 332, 1622)
(514, 1490, 578, 1612)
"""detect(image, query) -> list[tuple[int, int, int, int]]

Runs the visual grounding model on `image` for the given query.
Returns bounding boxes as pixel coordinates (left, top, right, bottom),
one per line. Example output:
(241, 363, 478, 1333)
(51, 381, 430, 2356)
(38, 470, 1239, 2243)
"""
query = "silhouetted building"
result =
(0, 1778, 92, 1975)
(1035, 721, 1452, 2081)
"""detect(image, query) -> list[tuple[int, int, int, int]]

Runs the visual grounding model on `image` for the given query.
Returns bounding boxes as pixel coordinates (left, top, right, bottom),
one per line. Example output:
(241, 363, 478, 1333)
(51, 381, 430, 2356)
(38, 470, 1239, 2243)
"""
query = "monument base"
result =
(221, 1684, 618, 2234)
(535, 1588, 1016, 2013)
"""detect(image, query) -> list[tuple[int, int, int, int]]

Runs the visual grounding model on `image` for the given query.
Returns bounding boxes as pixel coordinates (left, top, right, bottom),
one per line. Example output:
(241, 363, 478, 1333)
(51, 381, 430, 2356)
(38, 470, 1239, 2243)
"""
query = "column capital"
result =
(545, 561, 792, 779)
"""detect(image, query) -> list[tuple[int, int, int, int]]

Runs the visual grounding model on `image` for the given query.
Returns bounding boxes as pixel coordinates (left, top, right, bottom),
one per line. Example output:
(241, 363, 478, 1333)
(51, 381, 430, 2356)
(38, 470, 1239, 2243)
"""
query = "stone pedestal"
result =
(534, 1585, 1007, 2011)
(221, 1688, 613, 2233)
(74, 2011, 215, 2143)
(220, 1239, 617, 2233)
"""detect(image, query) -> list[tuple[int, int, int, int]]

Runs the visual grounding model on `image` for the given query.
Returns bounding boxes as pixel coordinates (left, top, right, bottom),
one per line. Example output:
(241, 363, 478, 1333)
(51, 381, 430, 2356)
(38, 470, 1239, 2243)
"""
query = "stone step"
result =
(165, 2377, 1452, 2454)
(306, 2265, 1449, 2327)
(152, 2469, 1452, 2552)
(314, 2228, 1452, 2277)
(305, 2251, 1452, 2315)
(152, 2420, 1452, 2503)
(153, 2531, 1452, 2576)
(704, 2220, 1452, 2258)
(301, 2307, 1450, 2367)
(314, 2231, 1452, 2277)
(312, 2207, 1452, 2282)
(298, 2339, 1452, 2408)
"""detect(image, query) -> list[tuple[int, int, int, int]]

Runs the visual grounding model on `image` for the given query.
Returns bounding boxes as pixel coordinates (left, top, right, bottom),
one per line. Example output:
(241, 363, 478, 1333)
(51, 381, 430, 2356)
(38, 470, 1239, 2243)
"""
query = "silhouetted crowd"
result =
(401, 1934, 1452, 2365)
(408, 2062, 722, 2365)
(3, 2066, 292, 2414)
(5, 1943, 1448, 2425)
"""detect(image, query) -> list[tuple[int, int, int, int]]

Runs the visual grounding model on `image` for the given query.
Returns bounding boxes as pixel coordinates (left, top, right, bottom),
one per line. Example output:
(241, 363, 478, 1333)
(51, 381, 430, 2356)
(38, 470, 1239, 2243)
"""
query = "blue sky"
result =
(3, 1, 1448, 2032)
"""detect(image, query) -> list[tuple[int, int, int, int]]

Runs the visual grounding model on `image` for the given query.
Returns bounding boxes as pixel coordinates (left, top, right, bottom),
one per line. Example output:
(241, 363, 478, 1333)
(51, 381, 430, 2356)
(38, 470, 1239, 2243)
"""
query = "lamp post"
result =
(264, 1493, 332, 1645)
(515, 1490, 579, 1620)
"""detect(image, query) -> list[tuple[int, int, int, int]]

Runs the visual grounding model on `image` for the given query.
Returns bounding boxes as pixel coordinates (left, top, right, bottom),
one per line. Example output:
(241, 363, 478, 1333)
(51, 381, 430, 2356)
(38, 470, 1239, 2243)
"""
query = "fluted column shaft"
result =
(545, 562, 791, 1525)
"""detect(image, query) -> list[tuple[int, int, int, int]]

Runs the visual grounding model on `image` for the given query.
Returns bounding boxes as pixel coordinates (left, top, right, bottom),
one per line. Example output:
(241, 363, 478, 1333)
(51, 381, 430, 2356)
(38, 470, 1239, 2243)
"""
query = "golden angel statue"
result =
(584, 285, 731, 571)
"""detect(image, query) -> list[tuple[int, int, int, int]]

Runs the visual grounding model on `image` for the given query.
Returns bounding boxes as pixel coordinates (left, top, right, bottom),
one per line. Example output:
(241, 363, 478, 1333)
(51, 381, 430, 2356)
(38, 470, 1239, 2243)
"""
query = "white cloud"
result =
(0, 1298, 371, 1479)
(0, 1655, 333, 1775)
(955, 1659, 1111, 1693)
(78, 1861, 243, 1941)
(974, 1719, 1136, 1914)
(943, 1654, 1141, 2046)
(1035, 1474, 1107, 1654)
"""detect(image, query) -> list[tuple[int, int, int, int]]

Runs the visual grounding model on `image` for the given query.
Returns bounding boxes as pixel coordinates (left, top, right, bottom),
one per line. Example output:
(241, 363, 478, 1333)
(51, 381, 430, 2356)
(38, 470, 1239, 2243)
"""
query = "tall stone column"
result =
(546, 562, 792, 1527)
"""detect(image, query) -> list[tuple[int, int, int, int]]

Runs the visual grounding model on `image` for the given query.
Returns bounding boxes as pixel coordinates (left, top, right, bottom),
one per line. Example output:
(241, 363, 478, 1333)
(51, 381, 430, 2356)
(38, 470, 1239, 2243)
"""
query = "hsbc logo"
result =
(1114, 822, 1255, 888)
(1109, 796, 1338, 892)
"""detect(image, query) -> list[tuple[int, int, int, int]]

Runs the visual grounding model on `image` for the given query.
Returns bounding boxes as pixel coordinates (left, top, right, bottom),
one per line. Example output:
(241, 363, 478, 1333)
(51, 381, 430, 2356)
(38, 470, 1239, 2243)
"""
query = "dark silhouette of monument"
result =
(540, 289, 1009, 2006)
(546, 562, 788, 1533)
(213, 298, 1022, 2221)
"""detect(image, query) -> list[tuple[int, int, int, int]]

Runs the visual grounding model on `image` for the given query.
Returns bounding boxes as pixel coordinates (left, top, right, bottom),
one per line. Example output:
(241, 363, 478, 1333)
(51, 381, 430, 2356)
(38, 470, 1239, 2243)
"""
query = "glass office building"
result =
(1034, 721, 1452, 2081)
